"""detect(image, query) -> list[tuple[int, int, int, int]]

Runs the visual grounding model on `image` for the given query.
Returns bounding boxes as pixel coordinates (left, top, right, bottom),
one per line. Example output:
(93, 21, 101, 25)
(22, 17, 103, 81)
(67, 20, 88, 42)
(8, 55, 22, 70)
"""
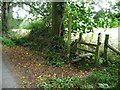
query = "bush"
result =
(25, 19, 52, 51)
(0, 36, 15, 47)
(26, 20, 44, 30)
(45, 36, 68, 67)
(25, 19, 68, 67)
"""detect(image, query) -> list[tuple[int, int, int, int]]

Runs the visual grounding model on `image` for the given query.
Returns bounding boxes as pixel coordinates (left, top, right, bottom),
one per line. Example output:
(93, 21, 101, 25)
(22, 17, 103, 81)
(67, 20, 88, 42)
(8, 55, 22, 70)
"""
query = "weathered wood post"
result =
(77, 33, 82, 54)
(67, 15, 72, 61)
(104, 34, 109, 64)
(95, 33, 101, 65)
(78, 33, 82, 43)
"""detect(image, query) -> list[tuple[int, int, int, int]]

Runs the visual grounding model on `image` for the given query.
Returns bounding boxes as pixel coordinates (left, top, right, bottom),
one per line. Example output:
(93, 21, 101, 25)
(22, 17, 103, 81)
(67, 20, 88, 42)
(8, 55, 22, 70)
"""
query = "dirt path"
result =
(2, 52, 20, 88)
(2, 46, 95, 88)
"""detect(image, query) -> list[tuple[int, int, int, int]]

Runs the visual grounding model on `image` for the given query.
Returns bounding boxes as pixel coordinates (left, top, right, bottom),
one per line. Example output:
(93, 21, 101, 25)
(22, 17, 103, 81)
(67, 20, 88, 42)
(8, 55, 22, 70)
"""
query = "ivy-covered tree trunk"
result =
(1, 2, 10, 36)
(52, 1, 64, 37)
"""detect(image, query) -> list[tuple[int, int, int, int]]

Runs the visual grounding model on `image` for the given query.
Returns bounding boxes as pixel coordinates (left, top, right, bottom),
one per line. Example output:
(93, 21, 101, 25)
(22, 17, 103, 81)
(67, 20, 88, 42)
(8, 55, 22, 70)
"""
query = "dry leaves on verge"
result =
(3, 46, 95, 88)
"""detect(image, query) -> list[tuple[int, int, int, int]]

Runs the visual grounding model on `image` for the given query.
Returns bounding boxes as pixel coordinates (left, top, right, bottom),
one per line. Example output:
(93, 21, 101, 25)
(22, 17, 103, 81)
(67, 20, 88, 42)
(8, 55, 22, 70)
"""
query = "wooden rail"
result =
(78, 53, 94, 57)
(72, 33, 101, 65)
(107, 44, 120, 55)
(78, 48, 95, 54)
(73, 53, 94, 62)
(104, 34, 120, 64)
(72, 32, 119, 66)
(80, 42, 97, 47)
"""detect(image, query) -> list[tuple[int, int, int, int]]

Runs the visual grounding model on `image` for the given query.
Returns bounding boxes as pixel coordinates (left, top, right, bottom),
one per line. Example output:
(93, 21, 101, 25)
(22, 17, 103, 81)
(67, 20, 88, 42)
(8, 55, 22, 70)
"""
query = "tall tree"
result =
(1, 2, 10, 36)
(52, 1, 65, 37)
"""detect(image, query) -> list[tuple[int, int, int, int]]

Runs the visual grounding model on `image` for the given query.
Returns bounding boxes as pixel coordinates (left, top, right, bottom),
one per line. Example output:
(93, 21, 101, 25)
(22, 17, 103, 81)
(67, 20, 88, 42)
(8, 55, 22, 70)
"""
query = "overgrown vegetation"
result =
(1, 1, 119, 89)
(37, 75, 81, 89)
(36, 64, 118, 89)
(0, 36, 15, 47)
(45, 36, 67, 67)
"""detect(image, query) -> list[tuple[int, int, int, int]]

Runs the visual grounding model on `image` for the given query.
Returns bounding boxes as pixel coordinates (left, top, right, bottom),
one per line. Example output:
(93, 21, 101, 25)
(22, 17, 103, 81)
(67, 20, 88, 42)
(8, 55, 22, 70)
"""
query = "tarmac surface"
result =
(1, 52, 18, 89)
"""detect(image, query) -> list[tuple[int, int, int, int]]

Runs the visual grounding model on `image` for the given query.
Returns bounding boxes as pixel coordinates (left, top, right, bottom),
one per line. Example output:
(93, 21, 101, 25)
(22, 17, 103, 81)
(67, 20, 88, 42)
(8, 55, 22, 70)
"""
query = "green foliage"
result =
(26, 2, 52, 29)
(37, 75, 81, 89)
(25, 15, 67, 67)
(99, 49, 120, 66)
(36, 65, 118, 89)
(9, 19, 23, 29)
(93, 0, 120, 28)
(85, 66, 118, 88)
(26, 17, 51, 34)
(0, 36, 15, 47)
(7, 30, 22, 40)
(25, 18, 51, 50)
(107, 53, 120, 67)
(98, 83, 111, 88)
(12, 18, 67, 68)
(64, 2, 95, 34)
(19, 18, 30, 29)
(13, 37, 30, 46)
(93, 9, 119, 28)
(26, 20, 44, 30)
(45, 36, 67, 67)
(46, 60, 64, 67)
(28, 2, 51, 17)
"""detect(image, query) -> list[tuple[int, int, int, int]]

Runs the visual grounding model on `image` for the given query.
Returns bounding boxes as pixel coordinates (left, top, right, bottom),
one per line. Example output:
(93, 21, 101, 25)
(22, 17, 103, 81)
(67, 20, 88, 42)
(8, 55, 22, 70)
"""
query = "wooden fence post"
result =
(77, 33, 82, 54)
(78, 33, 82, 43)
(104, 34, 109, 64)
(95, 33, 101, 65)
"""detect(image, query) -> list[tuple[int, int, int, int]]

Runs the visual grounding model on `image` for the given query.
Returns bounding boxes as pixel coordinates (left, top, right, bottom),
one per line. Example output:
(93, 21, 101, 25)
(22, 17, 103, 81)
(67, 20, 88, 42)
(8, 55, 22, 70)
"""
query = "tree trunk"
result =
(52, 1, 64, 37)
(1, 2, 10, 36)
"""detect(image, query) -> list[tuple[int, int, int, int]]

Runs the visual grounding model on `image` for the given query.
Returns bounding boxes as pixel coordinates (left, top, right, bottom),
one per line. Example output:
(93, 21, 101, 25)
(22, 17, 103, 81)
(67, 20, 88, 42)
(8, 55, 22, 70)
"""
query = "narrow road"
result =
(1, 52, 19, 88)
(0, 45, 2, 89)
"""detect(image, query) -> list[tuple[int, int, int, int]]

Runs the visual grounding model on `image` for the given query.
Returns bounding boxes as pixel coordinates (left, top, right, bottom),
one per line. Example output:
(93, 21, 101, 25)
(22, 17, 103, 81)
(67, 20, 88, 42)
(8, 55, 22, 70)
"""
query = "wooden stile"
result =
(72, 33, 102, 65)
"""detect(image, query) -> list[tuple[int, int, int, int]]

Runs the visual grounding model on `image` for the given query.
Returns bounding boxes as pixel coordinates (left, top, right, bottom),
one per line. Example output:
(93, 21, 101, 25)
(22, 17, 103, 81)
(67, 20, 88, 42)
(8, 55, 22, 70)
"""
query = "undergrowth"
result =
(45, 36, 68, 67)
(0, 36, 15, 47)
(37, 75, 81, 89)
(37, 65, 118, 89)
(85, 66, 118, 89)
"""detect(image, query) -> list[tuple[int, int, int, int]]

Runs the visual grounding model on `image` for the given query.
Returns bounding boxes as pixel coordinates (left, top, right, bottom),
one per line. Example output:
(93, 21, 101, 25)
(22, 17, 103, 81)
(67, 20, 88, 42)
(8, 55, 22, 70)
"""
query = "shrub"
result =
(45, 36, 68, 67)
(0, 36, 15, 47)
(26, 20, 44, 30)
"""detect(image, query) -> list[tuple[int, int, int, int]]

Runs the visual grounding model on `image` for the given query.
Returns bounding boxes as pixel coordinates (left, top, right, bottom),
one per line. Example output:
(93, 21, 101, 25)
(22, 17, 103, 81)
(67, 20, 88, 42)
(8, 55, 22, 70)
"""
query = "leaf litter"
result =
(3, 46, 95, 88)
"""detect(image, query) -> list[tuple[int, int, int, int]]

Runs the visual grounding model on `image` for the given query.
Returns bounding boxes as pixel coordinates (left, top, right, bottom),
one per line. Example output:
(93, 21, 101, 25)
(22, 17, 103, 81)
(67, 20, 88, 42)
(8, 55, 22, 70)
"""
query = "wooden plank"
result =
(72, 58, 81, 62)
(77, 33, 82, 54)
(80, 42, 97, 47)
(95, 33, 101, 65)
(78, 48, 95, 54)
(104, 34, 109, 63)
(72, 53, 94, 61)
(78, 53, 94, 57)
(78, 33, 82, 43)
(108, 44, 120, 55)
